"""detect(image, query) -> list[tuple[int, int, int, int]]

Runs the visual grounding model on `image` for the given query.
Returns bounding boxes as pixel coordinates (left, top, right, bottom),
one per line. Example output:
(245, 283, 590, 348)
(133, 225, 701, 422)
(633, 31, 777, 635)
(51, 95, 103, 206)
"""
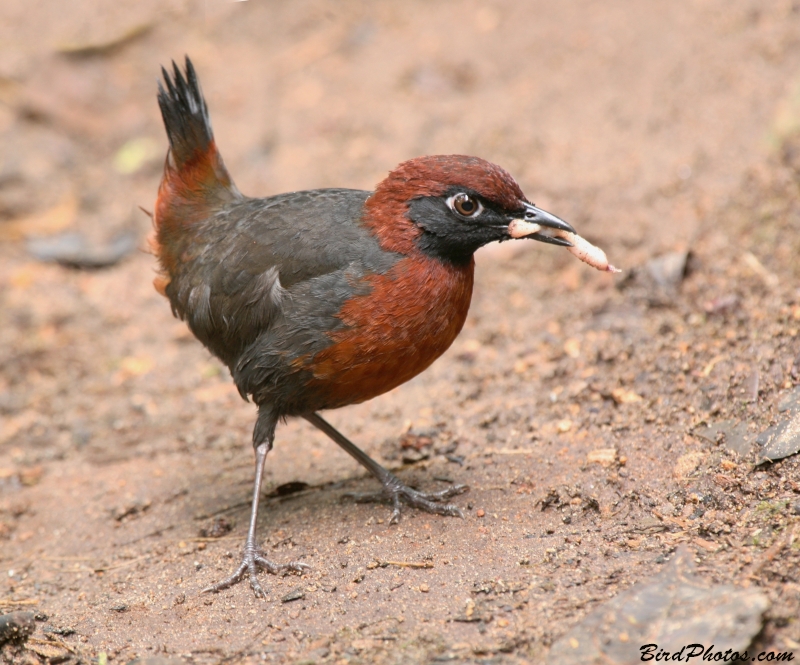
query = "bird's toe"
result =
(203, 549, 308, 597)
(344, 475, 468, 523)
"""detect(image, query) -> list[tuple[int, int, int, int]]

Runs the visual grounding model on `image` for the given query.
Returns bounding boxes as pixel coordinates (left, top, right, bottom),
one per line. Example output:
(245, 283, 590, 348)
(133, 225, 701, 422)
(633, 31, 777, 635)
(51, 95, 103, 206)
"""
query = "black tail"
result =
(157, 57, 217, 170)
(153, 57, 238, 292)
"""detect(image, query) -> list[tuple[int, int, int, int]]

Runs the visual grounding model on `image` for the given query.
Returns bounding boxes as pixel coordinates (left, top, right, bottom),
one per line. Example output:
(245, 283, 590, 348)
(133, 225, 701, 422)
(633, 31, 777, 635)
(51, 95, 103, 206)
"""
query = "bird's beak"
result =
(507, 202, 576, 247)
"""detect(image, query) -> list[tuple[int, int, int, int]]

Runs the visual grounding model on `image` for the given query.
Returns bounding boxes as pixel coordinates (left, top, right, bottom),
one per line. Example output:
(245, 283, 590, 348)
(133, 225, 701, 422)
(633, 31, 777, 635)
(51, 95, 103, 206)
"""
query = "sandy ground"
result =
(1, 1, 800, 663)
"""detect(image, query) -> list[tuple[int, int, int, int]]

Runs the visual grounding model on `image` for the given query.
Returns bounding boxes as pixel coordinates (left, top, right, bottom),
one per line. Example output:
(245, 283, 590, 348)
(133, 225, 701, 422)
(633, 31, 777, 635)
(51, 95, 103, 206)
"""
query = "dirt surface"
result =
(2, 1, 800, 663)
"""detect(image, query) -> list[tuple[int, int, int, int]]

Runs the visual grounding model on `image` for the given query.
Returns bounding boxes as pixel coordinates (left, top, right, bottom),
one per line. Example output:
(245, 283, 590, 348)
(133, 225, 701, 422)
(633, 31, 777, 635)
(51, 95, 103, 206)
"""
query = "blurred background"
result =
(2, 1, 800, 662)
(3, 0, 799, 254)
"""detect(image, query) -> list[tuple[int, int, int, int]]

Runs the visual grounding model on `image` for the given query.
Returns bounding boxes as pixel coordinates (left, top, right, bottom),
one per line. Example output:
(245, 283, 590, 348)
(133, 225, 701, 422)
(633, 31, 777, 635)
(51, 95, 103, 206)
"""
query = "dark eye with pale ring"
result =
(447, 193, 483, 217)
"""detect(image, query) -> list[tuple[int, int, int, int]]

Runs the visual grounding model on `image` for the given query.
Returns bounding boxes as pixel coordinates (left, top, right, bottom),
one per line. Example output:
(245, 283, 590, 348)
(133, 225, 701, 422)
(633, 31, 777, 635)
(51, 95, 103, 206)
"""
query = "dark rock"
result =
(693, 420, 754, 456)
(548, 547, 768, 664)
(198, 516, 233, 538)
(756, 411, 800, 462)
(0, 611, 35, 645)
(42, 625, 76, 636)
(618, 251, 692, 307)
(645, 251, 691, 290)
(777, 386, 800, 414)
(266, 481, 310, 498)
(280, 588, 305, 603)
(27, 229, 138, 269)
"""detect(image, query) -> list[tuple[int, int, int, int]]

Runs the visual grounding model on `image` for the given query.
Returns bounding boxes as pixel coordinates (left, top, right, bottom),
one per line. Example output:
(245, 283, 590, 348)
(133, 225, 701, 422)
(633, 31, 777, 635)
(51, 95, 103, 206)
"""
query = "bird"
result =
(152, 57, 582, 597)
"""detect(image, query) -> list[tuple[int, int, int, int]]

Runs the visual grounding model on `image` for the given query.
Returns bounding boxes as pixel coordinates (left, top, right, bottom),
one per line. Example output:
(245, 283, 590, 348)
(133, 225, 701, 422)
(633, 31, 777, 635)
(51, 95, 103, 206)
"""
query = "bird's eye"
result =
(448, 193, 482, 217)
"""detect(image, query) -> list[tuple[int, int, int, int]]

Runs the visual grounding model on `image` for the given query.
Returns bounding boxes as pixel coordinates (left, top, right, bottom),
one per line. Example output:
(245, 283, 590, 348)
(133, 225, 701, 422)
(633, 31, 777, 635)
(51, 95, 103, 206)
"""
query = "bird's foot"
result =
(345, 473, 468, 524)
(202, 545, 309, 598)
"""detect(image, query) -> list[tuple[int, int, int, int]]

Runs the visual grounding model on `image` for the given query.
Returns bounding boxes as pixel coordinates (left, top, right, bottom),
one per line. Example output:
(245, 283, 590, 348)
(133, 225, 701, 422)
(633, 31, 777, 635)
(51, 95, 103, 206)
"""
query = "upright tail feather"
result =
(158, 58, 214, 172)
(152, 57, 239, 295)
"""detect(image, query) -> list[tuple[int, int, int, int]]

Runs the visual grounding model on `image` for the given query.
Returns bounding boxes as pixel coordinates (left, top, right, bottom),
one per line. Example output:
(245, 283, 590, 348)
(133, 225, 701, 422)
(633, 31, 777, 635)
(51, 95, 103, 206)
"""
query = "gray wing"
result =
(165, 188, 399, 373)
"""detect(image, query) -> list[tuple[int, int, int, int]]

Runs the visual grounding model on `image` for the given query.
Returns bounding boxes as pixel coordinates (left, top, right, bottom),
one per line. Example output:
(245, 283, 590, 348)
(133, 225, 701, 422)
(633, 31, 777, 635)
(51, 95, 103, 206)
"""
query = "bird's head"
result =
(365, 154, 574, 264)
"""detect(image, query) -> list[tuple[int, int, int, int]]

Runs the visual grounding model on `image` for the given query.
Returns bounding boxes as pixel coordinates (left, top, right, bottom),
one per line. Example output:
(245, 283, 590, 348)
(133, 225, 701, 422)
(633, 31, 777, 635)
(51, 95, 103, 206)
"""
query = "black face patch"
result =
(408, 189, 520, 265)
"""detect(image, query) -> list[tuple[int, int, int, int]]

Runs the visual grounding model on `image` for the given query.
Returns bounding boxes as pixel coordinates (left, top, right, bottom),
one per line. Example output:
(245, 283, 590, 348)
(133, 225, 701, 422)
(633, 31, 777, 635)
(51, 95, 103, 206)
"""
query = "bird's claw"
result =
(344, 477, 468, 523)
(202, 548, 310, 598)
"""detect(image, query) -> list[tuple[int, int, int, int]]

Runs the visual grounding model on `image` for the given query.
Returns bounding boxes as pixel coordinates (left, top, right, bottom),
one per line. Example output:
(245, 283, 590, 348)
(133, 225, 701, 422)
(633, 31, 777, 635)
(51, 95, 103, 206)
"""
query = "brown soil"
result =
(1, 1, 800, 663)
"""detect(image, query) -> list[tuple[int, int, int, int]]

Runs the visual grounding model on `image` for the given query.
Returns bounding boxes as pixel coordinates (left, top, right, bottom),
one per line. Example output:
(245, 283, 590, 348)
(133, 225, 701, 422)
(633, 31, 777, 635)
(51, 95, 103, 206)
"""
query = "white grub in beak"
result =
(555, 230, 620, 273)
(507, 219, 541, 239)
(508, 219, 620, 273)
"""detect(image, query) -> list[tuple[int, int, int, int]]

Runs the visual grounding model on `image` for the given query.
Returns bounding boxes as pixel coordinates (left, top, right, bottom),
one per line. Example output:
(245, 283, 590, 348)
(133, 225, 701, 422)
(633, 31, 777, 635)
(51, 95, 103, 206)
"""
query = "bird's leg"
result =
(203, 407, 309, 597)
(303, 412, 467, 524)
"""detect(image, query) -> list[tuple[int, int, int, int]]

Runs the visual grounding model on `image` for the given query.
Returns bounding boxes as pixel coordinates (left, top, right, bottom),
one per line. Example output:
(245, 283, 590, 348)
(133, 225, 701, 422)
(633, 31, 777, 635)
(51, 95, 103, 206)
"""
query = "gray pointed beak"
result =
(522, 202, 575, 234)
(507, 203, 576, 246)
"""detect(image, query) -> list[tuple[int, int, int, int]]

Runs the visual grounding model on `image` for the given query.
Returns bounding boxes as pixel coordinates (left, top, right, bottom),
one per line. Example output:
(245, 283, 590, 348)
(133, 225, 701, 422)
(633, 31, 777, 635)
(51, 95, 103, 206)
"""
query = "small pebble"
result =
(419, 584, 429, 592)
(280, 589, 305, 603)
(476, 509, 485, 518)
